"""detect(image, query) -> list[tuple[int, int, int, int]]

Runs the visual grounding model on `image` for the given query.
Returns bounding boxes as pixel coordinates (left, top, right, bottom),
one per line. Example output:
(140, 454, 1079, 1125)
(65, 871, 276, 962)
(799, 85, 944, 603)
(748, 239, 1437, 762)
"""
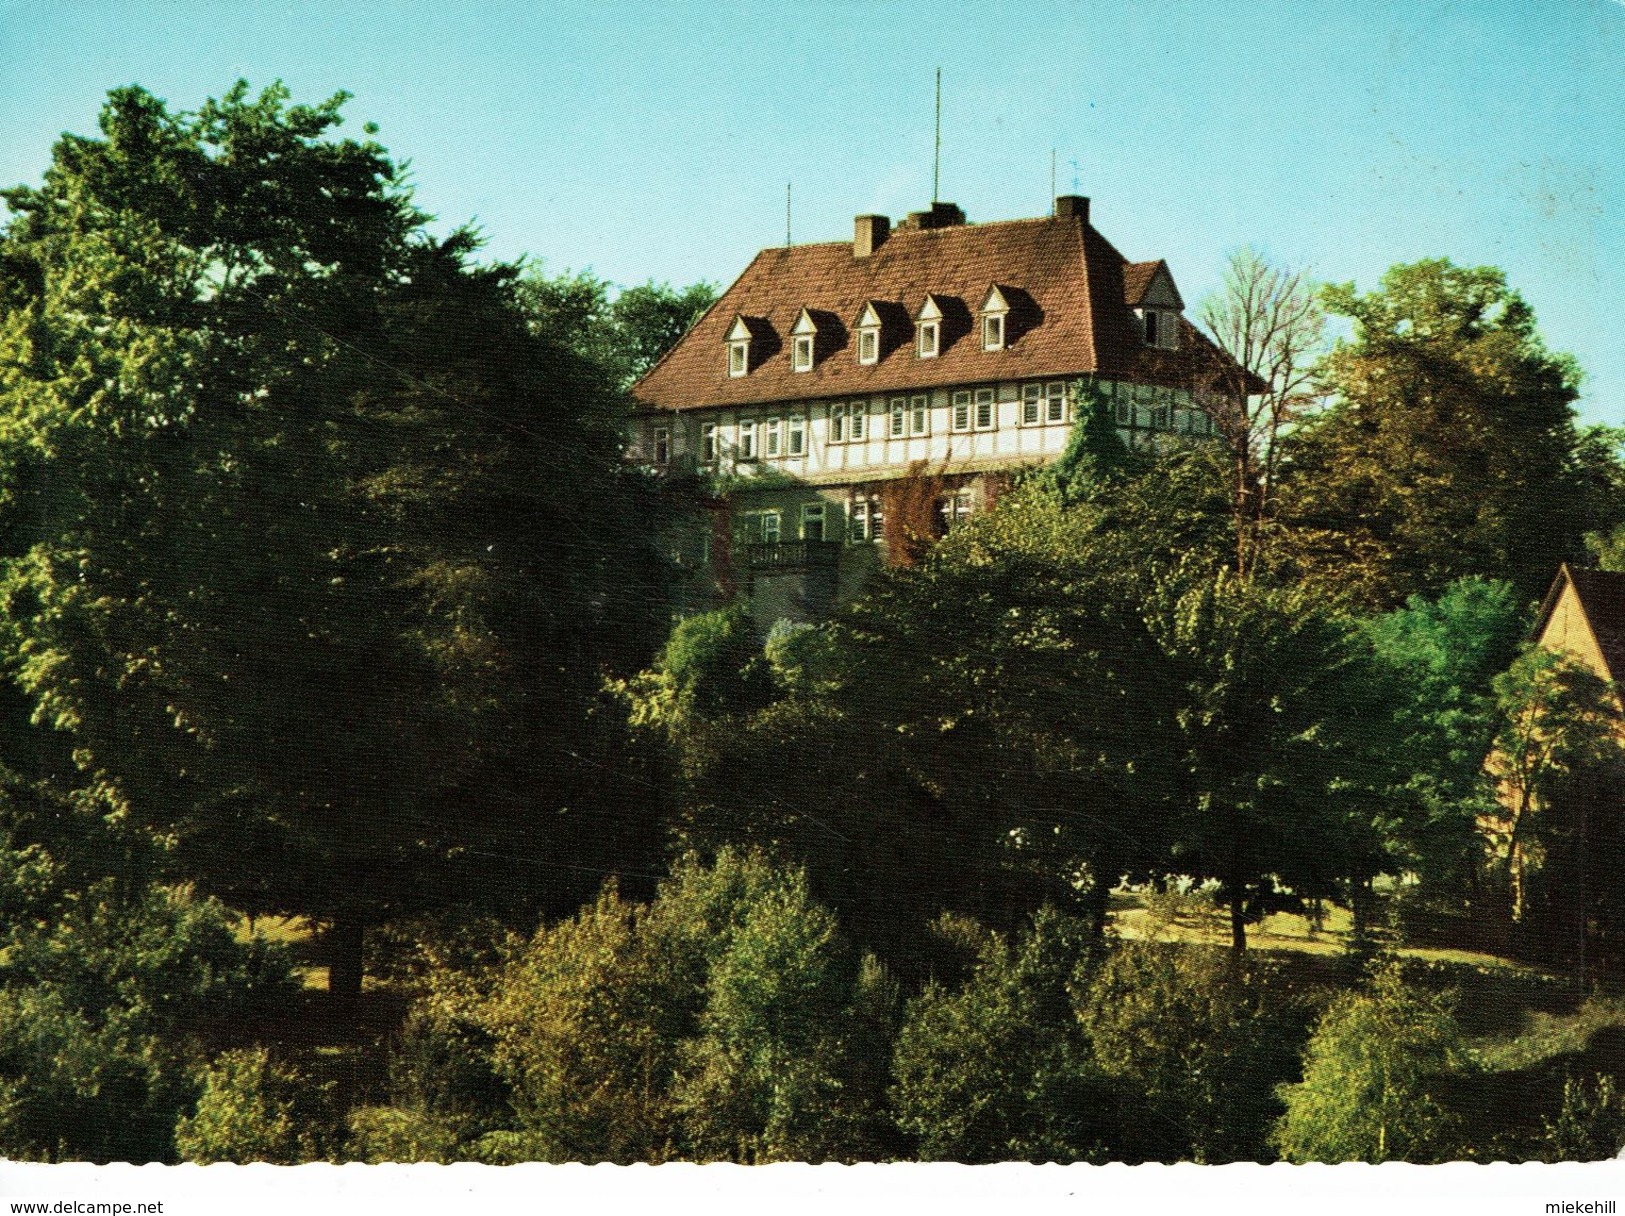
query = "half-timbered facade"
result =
(631, 195, 1242, 623)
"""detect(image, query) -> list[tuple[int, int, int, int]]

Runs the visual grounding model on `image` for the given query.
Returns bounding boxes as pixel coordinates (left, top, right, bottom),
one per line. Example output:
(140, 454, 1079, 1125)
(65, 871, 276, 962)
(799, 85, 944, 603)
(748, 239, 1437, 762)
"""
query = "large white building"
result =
(632, 196, 1244, 622)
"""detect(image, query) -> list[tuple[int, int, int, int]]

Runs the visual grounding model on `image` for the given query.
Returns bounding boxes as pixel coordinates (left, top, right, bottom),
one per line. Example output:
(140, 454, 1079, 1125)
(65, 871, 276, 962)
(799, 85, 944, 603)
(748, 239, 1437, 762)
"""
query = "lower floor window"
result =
(849, 496, 885, 541)
(938, 488, 974, 531)
(748, 510, 781, 543)
(801, 502, 826, 541)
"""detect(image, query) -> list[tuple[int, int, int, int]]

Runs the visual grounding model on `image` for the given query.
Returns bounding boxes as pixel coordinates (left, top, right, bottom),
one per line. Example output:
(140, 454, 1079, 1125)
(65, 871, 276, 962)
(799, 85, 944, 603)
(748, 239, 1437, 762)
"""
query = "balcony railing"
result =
(743, 540, 842, 570)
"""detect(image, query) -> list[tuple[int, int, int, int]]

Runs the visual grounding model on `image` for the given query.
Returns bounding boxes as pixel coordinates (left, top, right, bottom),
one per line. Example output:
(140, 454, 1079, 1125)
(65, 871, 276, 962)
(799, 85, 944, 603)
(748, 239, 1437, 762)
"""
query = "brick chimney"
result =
(1055, 195, 1090, 224)
(900, 201, 967, 231)
(854, 214, 890, 258)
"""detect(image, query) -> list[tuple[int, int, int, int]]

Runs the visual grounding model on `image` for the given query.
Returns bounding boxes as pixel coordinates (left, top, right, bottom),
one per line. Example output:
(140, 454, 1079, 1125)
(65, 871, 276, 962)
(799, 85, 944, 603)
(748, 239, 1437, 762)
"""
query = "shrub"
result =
(1540, 1074, 1625, 1162)
(891, 909, 1144, 1162)
(175, 1048, 337, 1164)
(462, 850, 896, 1163)
(1080, 941, 1305, 1163)
(0, 873, 300, 1163)
(1273, 961, 1469, 1162)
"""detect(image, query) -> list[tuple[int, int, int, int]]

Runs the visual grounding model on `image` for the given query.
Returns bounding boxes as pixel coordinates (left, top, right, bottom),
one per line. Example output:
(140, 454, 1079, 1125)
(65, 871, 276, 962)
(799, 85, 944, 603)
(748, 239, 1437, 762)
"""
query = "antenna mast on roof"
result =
(785, 181, 792, 247)
(932, 67, 942, 204)
(1050, 149, 1056, 214)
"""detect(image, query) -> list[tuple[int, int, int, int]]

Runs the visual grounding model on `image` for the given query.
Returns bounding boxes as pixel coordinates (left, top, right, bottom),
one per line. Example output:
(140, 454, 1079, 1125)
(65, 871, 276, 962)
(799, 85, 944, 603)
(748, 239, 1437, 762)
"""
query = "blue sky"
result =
(2, 0, 1621, 420)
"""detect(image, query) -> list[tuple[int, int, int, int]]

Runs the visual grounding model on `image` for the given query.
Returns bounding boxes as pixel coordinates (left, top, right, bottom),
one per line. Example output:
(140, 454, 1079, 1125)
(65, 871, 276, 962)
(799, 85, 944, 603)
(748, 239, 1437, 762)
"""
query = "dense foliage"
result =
(1, 80, 1623, 1164)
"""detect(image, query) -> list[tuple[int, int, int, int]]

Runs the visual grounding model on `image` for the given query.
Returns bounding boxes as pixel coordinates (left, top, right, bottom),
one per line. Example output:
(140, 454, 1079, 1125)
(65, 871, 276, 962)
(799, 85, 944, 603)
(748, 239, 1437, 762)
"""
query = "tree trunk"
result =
(328, 916, 365, 1002)
(1228, 837, 1247, 956)
(1082, 870, 1112, 940)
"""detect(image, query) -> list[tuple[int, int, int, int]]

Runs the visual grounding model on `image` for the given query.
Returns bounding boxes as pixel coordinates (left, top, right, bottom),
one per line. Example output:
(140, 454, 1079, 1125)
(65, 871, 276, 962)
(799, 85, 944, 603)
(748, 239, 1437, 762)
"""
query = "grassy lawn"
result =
(232, 914, 329, 990)
(1110, 884, 1625, 1154)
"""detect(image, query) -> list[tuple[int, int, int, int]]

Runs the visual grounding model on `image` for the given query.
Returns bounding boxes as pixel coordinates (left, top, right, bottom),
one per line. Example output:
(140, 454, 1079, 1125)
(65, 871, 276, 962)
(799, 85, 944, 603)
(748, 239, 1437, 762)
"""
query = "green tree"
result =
(1486, 648, 1621, 924)
(0, 81, 669, 992)
(1080, 941, 1304, 1162)
(1539, 1074, 1625, 1162)
(1365, 578, 1528, 912)
(1486, 647, 1625, 975)
(1289, 259, 1611, 603)
(1273, 962, 1469, 1162)
(0, 826, 299, 1163)
(890, 910, 1148, 1163)
(463, 850, 896, 1163)
(1146, 568, 1398, 951)
(175, 1048, 338, 1164)
(515, 269, 715, 388)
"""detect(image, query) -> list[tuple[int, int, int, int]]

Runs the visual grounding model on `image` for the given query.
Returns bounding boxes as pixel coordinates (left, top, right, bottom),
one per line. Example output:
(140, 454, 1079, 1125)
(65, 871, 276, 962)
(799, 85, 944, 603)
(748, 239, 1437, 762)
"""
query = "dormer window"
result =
(790, 307, 822, 372)
(1138, 308, 1180, 351)
(915, 295, 944, 359)
(854, 301, 887, 365)
(979, 285, 1012, 351)
(725, 315, 757, 377)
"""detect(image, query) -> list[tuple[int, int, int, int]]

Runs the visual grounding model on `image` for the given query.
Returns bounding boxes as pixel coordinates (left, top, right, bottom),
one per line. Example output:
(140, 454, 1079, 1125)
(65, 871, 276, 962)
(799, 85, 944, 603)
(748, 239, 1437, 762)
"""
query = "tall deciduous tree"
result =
(514, 269, 715, 388)
(0, 81, 668, 995)
(1196, 248, 1325, 577)
(1288, 260, 1610, 603)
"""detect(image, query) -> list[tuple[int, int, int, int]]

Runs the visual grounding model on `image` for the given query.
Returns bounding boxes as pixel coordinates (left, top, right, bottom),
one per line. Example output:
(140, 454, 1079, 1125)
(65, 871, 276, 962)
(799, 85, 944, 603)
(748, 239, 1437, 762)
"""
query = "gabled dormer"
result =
(979, 284, 1013, 351)
(725, 314, 766, 377)
(852, 300, 909, 366)
(855, 302, 884, 365)
(915, 294, 945, 359)
(790, 307, 821, 372)
(1125, 261, 1184, 351)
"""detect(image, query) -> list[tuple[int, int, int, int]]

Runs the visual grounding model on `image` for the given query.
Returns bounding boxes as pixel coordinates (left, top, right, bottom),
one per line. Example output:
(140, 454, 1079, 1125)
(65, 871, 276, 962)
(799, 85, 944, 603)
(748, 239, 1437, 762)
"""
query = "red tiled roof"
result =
(1122, 260, 1163, 306)
(633, 213, 1244, 411)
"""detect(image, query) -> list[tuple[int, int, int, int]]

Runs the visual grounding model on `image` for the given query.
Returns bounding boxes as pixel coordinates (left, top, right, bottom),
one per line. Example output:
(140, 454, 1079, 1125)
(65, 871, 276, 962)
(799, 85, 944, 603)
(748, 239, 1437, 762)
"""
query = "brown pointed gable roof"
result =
(1123, 259, 1183, 310)
(633, 212, 1242, 411)
(1533, 564, 1625, 684)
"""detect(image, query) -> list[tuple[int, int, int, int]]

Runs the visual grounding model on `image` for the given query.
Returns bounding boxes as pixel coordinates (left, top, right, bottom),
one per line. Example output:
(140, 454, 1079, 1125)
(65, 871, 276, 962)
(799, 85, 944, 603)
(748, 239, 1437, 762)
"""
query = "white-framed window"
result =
(829, 402, 846, 443)
(909, 395, 929, 436)
(982, 313, 1005, 351)
(765, 417, 782, 458)
(849, 496, 886, 541)
(729, 341, 749, 377)
(951, 390, 972, 432)
(800, 502, 826, 541)
(938, 488, 973, 531)
(739, 419, 757, 460)
(849, 400, 866, 441)
(917, 321, 940, 358)
(761, 511, 781, 542)
(701, 422, 717, 462)
(973, 387, 996, 431)
(792, 335, 814, 372)
(858, 327, 879, 365)
(1045, 381, 1067, 423)
(788, 414, 805, 456)
(1021, 383, 1043, 426)
(889, 397, 907, 438)
(652, 426, 670, 465)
